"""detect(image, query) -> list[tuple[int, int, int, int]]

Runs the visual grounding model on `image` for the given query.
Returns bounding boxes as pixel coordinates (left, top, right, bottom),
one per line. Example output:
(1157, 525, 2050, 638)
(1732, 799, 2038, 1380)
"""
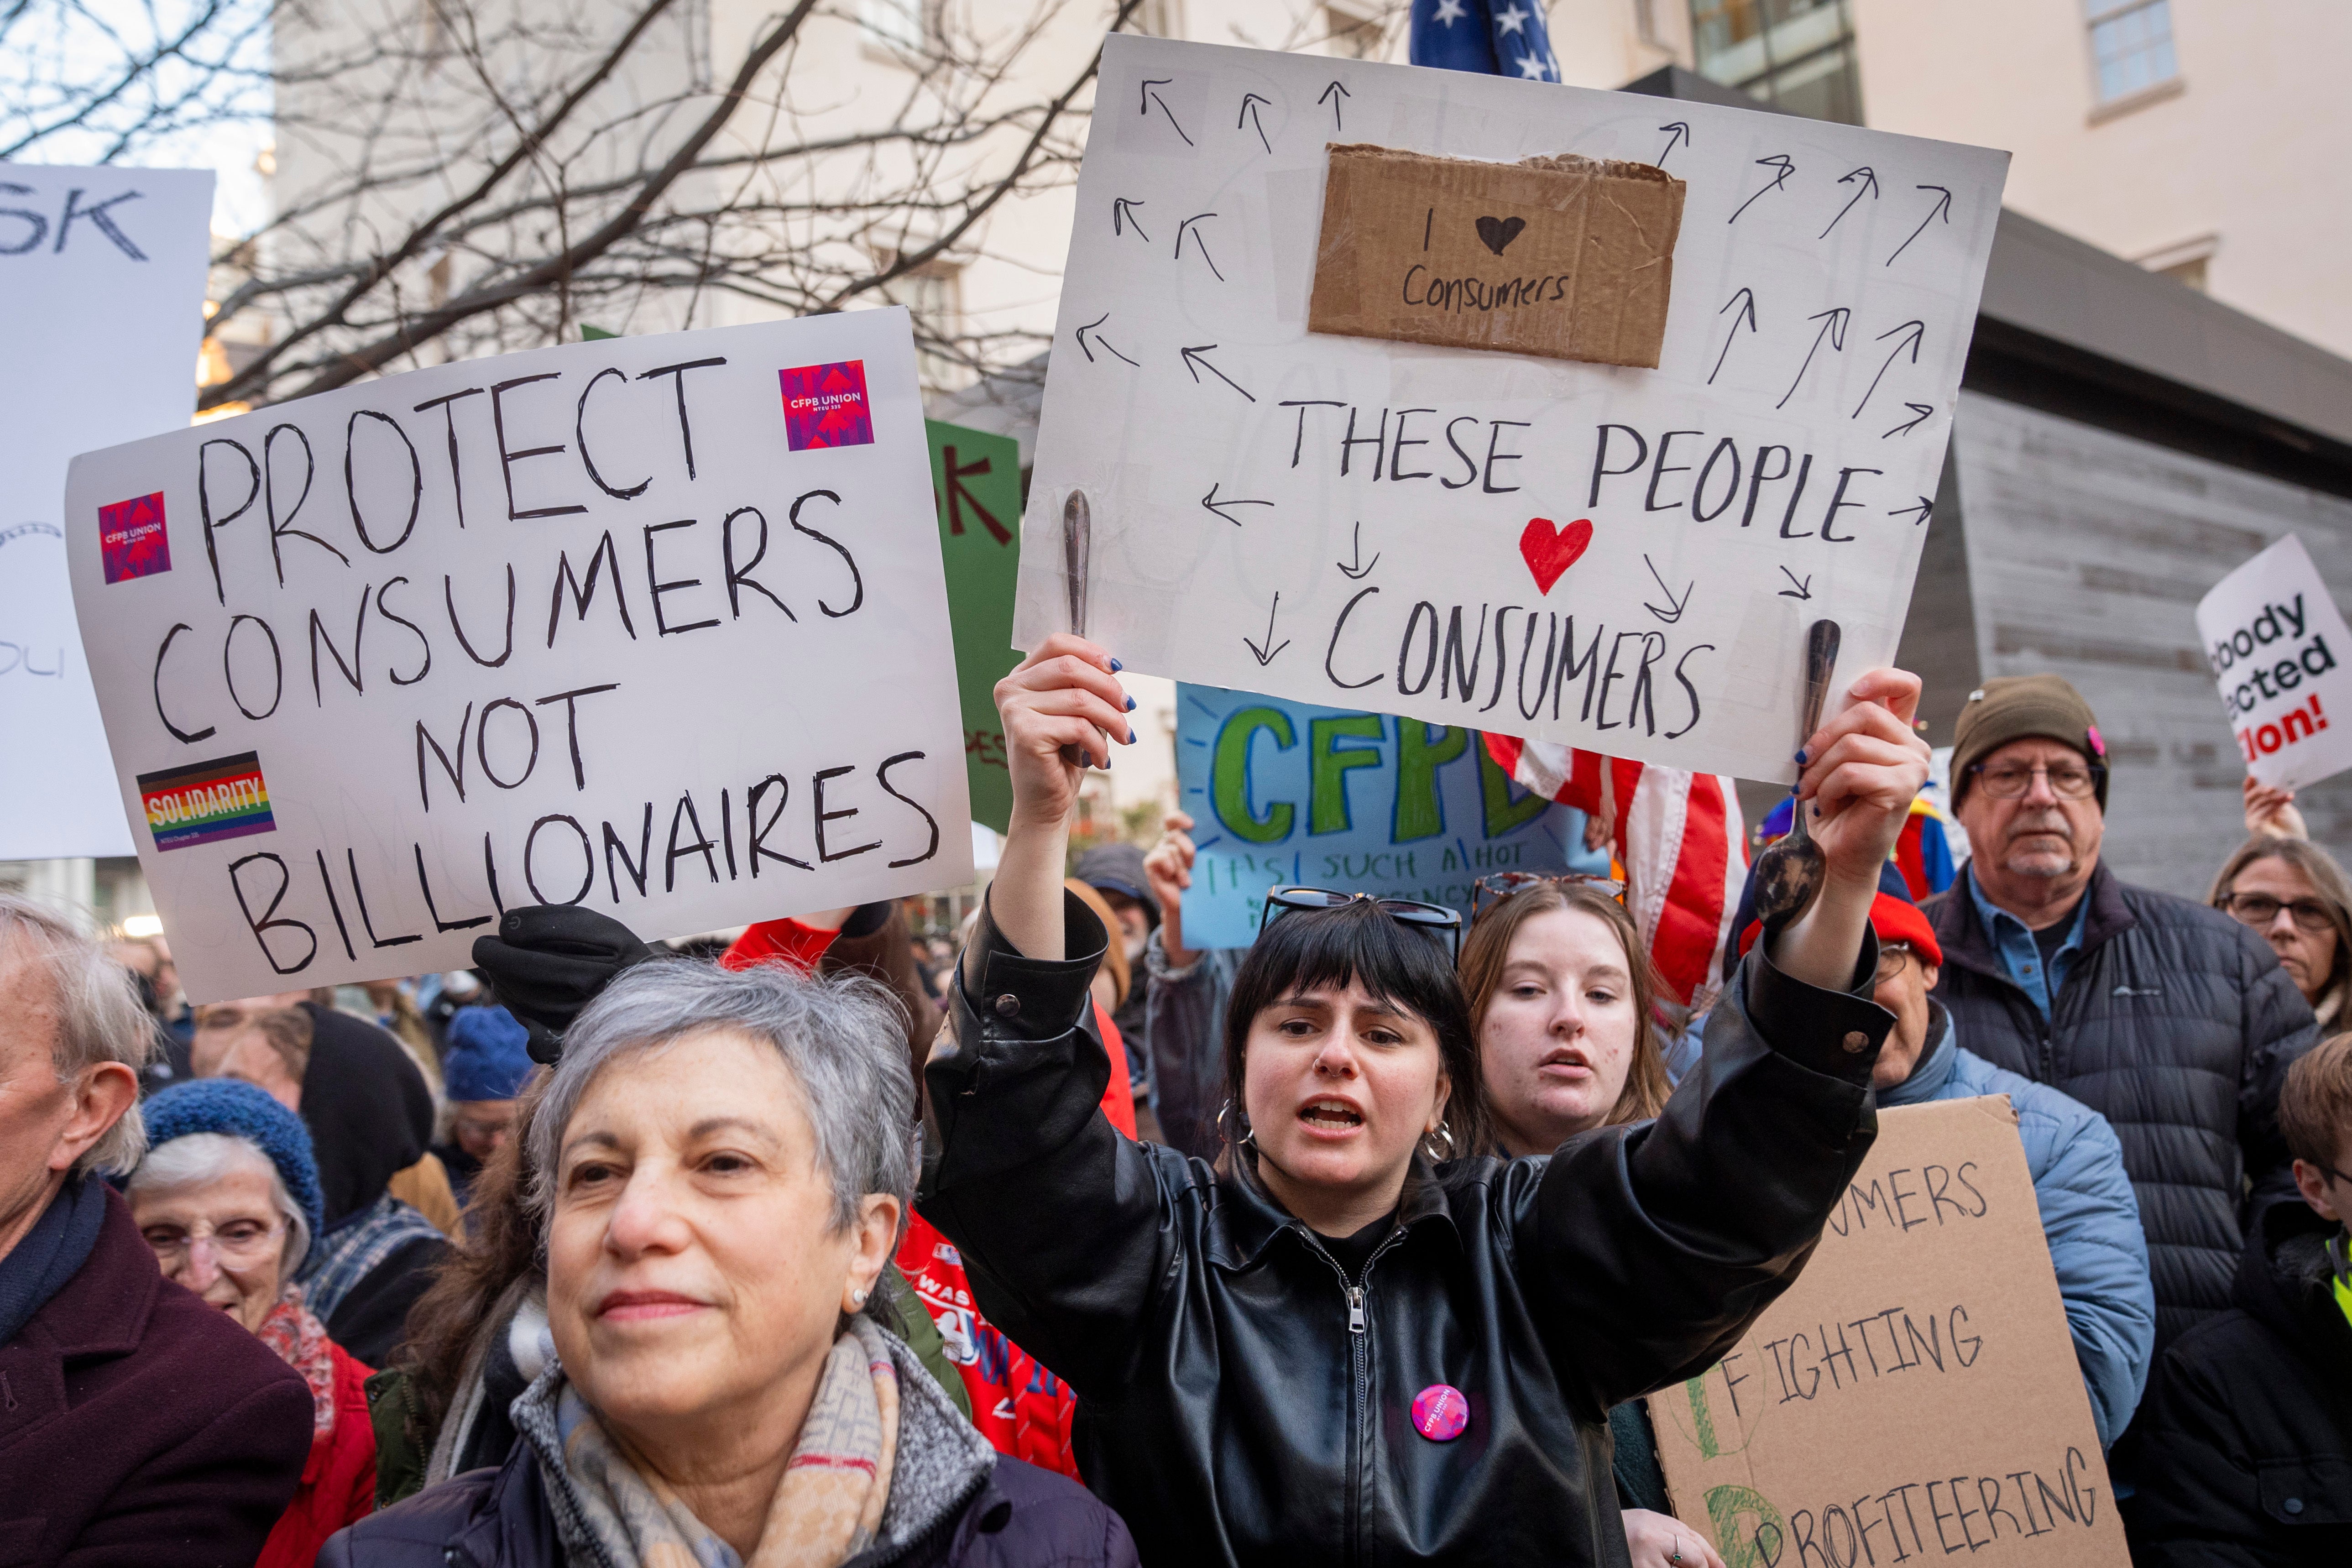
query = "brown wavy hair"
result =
(1458, 882, 1671, 1150)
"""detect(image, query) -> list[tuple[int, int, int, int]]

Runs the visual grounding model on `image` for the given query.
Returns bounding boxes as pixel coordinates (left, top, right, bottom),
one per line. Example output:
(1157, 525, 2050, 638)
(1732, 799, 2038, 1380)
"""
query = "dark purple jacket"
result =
(0, 1186, 313, 1567)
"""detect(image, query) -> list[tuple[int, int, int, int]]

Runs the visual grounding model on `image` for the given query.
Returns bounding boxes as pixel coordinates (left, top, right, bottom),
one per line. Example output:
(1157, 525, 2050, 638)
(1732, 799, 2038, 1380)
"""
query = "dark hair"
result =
(1458, 883, 1670, 1146)
(1221, 899, 1487, 1167)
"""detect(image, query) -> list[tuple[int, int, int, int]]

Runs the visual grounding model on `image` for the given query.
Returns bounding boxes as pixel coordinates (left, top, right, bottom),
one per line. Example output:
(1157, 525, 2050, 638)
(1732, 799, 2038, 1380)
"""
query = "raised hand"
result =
(1145, 810, 1197, 966)
(981, 634, 1133, 966)
(1774, 667, 1930, 991)
(2244, 776, 2308, 841)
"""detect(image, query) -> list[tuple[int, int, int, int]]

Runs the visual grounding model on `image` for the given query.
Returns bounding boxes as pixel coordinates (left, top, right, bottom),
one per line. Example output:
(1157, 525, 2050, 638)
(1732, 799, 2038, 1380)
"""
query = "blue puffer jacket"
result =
(1881, 1001, 2157, 1446)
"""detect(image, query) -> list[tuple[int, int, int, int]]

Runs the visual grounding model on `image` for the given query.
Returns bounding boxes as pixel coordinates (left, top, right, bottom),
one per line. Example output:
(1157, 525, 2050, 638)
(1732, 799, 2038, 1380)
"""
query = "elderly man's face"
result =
(1954, 737, 2105, 908)
(1867, 943, 1942, 1090)
(0, 947, 138, 1254)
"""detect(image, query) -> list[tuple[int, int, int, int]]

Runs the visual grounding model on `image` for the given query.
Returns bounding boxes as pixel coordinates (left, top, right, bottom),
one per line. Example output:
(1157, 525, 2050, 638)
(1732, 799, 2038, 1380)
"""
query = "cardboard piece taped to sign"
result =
(1648, 1096, 2128, 1567)
(2193, 533, 2352, 792)
(1308, 144, 1685, 369)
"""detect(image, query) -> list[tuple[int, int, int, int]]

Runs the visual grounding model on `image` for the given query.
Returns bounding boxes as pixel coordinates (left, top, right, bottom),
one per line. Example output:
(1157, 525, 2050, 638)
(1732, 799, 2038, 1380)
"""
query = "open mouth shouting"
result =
(1535, 1047, 1594, 1082)
(1297, 1097, 1366, 1138)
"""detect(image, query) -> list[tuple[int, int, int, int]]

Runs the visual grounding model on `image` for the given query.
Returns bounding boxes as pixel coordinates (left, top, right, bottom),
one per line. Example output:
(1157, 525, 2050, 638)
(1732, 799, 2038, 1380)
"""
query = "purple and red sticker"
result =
(1411, 1383, 1469, 1443)
(99, 491, 171, 583)
(779, 360, 874, 451)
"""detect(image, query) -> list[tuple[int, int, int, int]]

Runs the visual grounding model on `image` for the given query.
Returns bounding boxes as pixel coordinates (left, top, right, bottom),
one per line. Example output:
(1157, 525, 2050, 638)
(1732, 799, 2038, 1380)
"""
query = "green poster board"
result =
(925, 418, 1024, 832)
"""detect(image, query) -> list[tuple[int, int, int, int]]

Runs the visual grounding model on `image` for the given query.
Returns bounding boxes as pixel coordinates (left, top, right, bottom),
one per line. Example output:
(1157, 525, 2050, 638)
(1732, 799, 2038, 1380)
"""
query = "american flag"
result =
(1408, 0, 1562, 83)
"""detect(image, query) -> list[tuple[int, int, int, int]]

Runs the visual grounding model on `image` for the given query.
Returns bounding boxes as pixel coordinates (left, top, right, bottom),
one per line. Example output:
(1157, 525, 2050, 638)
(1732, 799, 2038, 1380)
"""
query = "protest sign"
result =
(1173, 683, 1604, 946)
(0, 163, 214, 860)
(1648, 1096, 2128, 1568)
(2194, 533, 2352, 791)
(927, 418, 1024, 833)
(66, 309, 971, 1002)
(1012, 37, 2007, 784)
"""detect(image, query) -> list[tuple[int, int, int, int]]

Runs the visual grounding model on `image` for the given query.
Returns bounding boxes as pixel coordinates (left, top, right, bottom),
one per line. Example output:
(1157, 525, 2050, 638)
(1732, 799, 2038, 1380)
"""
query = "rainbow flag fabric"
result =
(138, 752, 276, 852)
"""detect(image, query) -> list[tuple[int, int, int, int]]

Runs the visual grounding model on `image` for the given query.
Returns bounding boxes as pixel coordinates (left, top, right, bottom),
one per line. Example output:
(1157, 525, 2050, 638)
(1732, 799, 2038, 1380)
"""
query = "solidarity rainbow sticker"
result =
(137, 752, 277, 852)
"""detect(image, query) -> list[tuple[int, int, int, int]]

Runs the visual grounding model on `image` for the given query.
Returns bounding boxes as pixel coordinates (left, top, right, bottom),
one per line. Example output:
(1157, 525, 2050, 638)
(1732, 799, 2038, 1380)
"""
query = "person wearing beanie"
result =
(1927, 673, 2317, 1356)
(122, 1079, 379, 1567)
(1074, 840, 1161, 1120)
(431, 1005, 535, 1210)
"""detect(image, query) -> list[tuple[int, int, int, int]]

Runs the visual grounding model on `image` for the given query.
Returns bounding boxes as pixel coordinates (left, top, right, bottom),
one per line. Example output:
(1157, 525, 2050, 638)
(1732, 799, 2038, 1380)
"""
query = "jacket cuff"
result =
(1745, 921, 1891, 1086)
(955, 887, 1108, 1044)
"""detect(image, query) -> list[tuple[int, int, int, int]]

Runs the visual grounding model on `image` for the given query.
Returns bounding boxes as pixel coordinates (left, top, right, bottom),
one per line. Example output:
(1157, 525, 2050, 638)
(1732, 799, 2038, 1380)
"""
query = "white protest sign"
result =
(1, 163, 213, 859)
(1013, 37, 2007, 784)
(2194, 534, 2352, 790)
(67, 310, 970, 1002)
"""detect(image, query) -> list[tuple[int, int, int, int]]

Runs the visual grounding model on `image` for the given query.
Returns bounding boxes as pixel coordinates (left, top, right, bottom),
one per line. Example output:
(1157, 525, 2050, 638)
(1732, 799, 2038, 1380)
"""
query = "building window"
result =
(2084, 0, 2176, 103)
(860, 0, 925, 53)
(881, 261, 967, 391)
(1687, 0, 1862, 125)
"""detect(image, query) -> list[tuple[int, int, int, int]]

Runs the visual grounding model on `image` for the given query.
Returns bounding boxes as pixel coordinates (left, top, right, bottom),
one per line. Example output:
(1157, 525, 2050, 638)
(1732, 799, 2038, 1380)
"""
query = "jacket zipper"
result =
(1311, 1228, 1409, 1567)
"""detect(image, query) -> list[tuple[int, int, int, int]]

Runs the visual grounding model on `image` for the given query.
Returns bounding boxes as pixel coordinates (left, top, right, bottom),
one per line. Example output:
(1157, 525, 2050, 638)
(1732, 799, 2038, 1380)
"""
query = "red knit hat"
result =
(1736, 890, 1943, 968)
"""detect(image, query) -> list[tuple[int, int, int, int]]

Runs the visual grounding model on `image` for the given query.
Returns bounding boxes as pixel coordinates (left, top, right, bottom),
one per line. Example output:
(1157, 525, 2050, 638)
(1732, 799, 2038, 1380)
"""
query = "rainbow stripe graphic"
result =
(138, 752, 277, 852)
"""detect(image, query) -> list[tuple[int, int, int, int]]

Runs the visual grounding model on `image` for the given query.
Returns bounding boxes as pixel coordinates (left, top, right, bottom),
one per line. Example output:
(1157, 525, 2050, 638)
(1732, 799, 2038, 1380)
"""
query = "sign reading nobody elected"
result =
(67, 311, 971, 1002)
(2194, 533, 2352, 791)
(1649, 1097, 2127, 1568)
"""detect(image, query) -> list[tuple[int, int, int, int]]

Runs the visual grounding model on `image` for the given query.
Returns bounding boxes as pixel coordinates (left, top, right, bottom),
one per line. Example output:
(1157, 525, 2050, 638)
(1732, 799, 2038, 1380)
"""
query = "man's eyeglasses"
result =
(1874, 941, 1917, 986)
(2218, 892, 2338, 935)
(1261, 886, 1462, 962)
(1968, 761, 2104, 800)
(1470, 871, 1626, 920)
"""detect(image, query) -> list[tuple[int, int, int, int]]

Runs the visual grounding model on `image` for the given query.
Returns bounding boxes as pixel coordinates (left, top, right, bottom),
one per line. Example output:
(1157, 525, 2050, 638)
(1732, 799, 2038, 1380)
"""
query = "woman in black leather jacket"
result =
(919, 635, 1931, 1568)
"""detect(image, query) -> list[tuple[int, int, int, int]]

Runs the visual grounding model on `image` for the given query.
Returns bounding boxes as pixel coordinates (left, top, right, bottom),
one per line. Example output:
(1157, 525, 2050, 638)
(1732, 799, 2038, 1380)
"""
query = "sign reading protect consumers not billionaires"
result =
(67, 311, 971, 1003)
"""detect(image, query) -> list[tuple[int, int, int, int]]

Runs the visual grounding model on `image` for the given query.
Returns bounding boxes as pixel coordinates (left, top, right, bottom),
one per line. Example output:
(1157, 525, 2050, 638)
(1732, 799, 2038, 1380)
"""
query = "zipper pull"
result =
(1348, 1286, 1366, 1333)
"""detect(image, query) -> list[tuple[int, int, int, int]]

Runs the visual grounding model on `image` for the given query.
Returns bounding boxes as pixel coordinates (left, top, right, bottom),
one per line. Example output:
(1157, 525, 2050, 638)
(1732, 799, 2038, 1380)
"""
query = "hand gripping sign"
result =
(66, 310, 971, 1003)
(2195, 533, 2352, 792)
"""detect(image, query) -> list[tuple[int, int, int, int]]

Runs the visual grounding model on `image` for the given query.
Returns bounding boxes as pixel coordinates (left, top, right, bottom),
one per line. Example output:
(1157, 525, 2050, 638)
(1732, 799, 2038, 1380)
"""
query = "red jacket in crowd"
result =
(257, 1340, 379, 1568)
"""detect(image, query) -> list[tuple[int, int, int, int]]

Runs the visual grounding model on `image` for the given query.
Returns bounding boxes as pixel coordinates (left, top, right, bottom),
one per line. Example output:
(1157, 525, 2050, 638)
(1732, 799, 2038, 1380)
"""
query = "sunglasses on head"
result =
(1260, 886, 1463, 962)
(1470, 871, 1627, 919)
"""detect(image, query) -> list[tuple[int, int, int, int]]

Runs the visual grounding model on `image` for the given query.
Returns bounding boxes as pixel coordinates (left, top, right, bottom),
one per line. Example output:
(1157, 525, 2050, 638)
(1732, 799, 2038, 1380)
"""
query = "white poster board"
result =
(1013, 37, 2008, 784)
(67, 311, 972, 1002)
(0, 163, 214, 859)
(2195, 534, 2352, 791)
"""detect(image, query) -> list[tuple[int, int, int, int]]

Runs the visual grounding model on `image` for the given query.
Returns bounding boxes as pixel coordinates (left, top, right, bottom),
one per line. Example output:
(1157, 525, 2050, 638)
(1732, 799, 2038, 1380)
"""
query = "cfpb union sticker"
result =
(779, 360, 874, 451)
(98, 491, 172, 584)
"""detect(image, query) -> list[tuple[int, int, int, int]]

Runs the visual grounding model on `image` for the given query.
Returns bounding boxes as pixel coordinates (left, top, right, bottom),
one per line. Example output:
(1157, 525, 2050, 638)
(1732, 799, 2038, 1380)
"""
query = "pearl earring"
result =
(851, 1288, 868, 1306)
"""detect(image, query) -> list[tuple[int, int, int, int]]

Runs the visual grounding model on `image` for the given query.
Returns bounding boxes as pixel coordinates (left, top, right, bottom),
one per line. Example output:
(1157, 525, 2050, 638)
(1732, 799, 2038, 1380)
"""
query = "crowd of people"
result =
(3, 653, 2348, 1566)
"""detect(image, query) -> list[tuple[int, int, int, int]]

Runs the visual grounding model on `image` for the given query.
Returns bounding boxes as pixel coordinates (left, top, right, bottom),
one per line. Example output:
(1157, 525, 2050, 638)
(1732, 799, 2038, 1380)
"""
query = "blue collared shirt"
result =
(1965, 866, 2088, 1020)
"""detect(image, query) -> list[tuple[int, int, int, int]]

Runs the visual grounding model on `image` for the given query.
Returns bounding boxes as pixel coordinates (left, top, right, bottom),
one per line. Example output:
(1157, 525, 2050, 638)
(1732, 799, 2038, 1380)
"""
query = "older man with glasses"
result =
(1923, 674, 2318, 1359)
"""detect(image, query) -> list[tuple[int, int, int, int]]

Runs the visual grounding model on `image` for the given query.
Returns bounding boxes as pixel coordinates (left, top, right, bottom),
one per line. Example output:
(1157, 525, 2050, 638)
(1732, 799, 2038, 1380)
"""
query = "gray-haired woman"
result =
(324, 957, 1133, 1568)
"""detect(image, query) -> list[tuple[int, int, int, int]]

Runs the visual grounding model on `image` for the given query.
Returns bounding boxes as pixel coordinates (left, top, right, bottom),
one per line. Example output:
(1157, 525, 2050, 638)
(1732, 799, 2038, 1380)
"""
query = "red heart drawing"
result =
(1519, 517, 1593, 596)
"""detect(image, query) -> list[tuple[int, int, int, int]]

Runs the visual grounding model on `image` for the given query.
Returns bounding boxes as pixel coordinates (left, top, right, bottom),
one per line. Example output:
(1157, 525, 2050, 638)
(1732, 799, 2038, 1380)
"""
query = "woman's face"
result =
(130, 1159, 287, 1333)
(545, 1030, 899, 1454)
(1478, 908, 1640, 1157)
(1242, 980, 1448, 1228)
(2232, 857, 2342, 1004)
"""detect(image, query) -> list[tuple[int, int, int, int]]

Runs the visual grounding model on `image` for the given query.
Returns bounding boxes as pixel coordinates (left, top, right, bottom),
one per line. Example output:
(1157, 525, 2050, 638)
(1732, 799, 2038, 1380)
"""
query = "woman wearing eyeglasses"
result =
(2211, 836, 2352, 1028)
(920, 633, 1931, 1568)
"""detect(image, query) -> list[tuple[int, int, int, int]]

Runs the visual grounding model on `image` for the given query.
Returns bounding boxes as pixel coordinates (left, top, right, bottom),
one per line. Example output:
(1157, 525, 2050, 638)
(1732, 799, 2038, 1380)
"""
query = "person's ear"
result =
(49, 1061, 140, 1174)
(842, 1192, 902, 1314)
(1919, 962, 1940, 994)
(2294, 1158, 2341, 1223)
(1427, 1066, 1452, 1134)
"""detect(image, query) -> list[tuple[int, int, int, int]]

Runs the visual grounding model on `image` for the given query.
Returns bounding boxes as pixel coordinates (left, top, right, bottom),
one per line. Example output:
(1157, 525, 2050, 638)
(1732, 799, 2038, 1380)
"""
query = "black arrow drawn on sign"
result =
(1709, 287, 1758, 385)
(1852, 319, 1926, 419)
(1819, 165, 1878, 239)
(1338, 520, 1380, 580)
(1884, 402, 1935, 439)
(1141, 78, 1193, 146)
(1776, 306, 1850, 409)
(1201, 482, 1273, 526)
(1642, 554, 1693, 625)
(1777, 566, 1814, 601)
(1239, 93, 1273, 154)
(1175, 213, 1225, 281)
(1075, 313, 1138, 366)
(1112, 197, 1150, 241)
(1890, 495, 1935, 526)
(1887, 185, 1952, 266)
(1729, 154, 1796, 225)
(1657, 121, 1690, 166)
(1244, 592, 1291, 666)
(1180, 344, 1254, 402)
(1320, 80, 1350, 131)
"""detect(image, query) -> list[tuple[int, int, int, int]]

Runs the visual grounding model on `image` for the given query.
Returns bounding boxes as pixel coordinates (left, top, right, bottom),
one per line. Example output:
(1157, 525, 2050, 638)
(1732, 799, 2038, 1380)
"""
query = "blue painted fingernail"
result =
(1794, 748, 1809, 764)
(1125, 695, 1137, 711)
(1127, 728, 1138, 744)
(1109, 657, 1124, 672)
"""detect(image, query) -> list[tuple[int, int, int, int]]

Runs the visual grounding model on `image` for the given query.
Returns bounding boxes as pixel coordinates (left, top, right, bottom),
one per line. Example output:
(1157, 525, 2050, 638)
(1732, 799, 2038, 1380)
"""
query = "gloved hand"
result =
(473, 906, 659, 1064)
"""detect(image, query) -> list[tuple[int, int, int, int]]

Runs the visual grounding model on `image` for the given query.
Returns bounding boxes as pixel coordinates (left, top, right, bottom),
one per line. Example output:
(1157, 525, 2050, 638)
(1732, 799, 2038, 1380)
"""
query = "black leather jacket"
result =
(921, 893, 1893, 1568)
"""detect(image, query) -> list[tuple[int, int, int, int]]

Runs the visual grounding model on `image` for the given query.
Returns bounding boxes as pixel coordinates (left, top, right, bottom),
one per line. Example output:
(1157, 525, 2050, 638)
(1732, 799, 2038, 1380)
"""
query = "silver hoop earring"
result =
(1422, 1124, 1456, 1162)
(1216, 1099, 1256, 1149)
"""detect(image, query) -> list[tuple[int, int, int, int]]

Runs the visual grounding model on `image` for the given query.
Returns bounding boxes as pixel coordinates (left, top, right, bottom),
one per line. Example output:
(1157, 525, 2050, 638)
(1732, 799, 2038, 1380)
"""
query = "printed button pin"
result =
(1410, 1384, 1469, 1443)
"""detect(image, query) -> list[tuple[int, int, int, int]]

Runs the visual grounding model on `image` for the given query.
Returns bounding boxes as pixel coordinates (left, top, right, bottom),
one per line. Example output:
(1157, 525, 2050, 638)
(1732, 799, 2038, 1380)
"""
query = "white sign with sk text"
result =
(2195, 533, 2352, 791)
(67, 311, 970, 1002)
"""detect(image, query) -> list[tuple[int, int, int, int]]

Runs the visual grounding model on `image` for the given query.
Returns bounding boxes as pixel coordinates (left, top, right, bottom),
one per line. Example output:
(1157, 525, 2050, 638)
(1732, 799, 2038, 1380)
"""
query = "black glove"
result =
(473, 906, 658, 1065)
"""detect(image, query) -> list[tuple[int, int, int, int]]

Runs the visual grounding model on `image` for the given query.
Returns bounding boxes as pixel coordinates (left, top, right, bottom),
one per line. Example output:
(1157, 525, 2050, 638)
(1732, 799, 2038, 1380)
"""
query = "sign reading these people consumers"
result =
(2194, 533, 2352, 791)
(66, 311, 970, 1002)
(0, 163, 214, 859)
(1649, 1097, 2129, 1568)
(1011, 36, 2008, 784)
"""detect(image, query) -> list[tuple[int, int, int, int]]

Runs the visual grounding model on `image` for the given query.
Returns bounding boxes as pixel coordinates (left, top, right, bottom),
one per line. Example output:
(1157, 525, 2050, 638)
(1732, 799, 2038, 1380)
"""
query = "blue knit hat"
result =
(444, 1005, 535, 1104)
(136, 1079, 326, 1254)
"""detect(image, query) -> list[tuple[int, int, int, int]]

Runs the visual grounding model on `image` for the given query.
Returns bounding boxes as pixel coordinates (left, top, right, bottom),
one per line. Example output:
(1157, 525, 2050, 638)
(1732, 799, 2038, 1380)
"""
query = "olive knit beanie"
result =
(1951, 674, 2109, 810)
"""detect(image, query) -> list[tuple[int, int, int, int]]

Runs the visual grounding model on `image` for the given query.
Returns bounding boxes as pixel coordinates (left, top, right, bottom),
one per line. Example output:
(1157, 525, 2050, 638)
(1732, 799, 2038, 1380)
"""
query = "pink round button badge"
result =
(1410, 1383, 1469, 1443)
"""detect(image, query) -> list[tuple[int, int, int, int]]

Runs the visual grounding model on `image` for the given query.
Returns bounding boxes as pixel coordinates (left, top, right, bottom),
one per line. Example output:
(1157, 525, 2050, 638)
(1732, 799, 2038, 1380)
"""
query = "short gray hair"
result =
(0, 894, 153, 1176)
(127, 1131, 313, 1274)
(527, 957, 916, 1235)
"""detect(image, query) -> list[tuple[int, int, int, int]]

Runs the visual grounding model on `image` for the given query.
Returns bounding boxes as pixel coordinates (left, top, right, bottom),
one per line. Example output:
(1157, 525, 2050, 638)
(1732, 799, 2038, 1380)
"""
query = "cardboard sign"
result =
(926, 418, 1025, 833)
(1308, 145, 1684, 368)
(65, 311, 971, 1002)
(1649, 1096, 2128, 1568)
(0, 163, 214, 859)
(1013, 36, 2007, 785)
(2194, 533, 2352, 791)
(1173, 683, 1604, 946)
